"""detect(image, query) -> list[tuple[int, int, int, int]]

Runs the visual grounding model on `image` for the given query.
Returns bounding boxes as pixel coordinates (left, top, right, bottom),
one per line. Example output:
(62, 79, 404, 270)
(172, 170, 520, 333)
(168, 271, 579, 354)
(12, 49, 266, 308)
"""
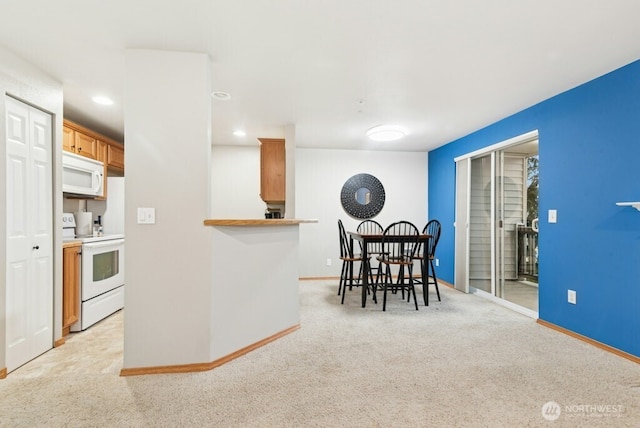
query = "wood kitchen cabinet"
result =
(63, 125, 98, 159)
(259, 138, 285, 203)
(106, 142, 125, 171)
(62, 242, 81, 336)
(62, 125, 75, 153)
(63, 119, 125, 175)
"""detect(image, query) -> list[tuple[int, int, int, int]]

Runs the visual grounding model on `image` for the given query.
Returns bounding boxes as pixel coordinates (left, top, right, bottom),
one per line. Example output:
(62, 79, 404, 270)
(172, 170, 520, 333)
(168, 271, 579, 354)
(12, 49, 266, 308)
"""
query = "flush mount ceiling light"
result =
(92, 95, 114, 106)
(366, 124, 408, 142)
(211, 91, 231, 101)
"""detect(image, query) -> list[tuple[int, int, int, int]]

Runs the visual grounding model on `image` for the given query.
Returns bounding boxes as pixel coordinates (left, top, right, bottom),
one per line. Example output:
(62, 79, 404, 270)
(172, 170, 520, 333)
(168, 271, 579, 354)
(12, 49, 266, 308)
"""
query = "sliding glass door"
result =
(455, 132, 539, 315)
(469, 154, 494, 293)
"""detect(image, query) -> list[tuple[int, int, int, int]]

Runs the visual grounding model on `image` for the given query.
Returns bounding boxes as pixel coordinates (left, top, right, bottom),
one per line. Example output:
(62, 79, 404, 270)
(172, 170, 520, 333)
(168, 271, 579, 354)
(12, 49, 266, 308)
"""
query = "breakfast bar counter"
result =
(204, 219, 317, 226)
(204, 218, 317, 361)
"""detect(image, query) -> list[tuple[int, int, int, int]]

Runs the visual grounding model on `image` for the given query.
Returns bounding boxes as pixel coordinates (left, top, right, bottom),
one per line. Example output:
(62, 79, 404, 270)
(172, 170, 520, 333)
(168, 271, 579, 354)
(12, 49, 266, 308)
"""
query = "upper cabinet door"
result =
(259, 138, 285, 203)
(107, 143, 125, 171)
(62, 124, 97, 160)
(62, 126, 75, 152)
(74, 131, 97, 159)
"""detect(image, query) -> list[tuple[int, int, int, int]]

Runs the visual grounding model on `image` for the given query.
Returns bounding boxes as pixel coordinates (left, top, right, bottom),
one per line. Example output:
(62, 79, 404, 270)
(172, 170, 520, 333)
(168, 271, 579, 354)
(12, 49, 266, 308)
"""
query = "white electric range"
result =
(62, 213, 125, 331)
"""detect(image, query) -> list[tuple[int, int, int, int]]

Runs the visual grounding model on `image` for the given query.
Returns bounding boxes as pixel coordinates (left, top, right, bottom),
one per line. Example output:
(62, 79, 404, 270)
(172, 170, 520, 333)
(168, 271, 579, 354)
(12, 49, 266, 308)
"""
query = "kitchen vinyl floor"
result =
(10, 310, 123, 378)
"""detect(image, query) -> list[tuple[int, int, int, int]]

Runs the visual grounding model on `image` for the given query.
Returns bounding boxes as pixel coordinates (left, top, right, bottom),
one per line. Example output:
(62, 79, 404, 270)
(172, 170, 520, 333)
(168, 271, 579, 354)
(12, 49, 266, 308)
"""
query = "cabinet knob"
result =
(32, 245, 40, 250)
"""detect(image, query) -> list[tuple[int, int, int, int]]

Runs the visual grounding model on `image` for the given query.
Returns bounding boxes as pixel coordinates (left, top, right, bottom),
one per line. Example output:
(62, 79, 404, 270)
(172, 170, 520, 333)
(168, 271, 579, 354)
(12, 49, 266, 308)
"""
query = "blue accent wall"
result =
(428, 60, 640, 357)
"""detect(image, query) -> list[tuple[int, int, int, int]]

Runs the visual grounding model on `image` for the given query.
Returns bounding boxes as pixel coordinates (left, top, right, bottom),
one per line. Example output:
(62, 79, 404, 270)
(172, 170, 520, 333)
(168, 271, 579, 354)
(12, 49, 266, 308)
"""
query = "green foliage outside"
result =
(527, 155, 539, 224)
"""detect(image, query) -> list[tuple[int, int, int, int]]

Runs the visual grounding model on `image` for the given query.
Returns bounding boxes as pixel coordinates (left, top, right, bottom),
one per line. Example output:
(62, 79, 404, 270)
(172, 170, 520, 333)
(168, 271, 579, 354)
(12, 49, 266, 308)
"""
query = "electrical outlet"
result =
(326, 258, 332, 266)
(568, 289, 577, 304)
(435, 258, 439, 267)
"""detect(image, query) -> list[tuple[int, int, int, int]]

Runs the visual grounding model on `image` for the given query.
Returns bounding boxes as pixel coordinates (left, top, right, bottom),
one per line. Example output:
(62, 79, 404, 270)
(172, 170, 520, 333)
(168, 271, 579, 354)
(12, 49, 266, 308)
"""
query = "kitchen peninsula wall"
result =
(202, 218, 316, 364)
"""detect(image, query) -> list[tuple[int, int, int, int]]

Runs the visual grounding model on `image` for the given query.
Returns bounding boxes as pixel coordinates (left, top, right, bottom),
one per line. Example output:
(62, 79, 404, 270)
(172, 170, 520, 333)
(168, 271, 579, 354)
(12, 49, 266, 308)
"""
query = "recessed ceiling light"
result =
(212, 91, 231, 101)
(366, 125, 408, 141)
(233, 130, 246, 137)
(92, 96, 114, 106)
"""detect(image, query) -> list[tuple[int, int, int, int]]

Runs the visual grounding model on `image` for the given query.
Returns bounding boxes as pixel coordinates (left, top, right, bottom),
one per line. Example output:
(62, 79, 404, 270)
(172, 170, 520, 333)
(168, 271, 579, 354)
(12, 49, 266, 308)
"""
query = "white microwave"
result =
(62, 151, 104, 197)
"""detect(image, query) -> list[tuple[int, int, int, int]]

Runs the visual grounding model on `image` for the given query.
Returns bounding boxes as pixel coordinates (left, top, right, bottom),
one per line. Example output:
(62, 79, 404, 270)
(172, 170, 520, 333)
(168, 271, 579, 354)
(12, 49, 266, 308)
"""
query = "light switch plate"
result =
(145, 208, 155, 224)
(137, 207, 156, 224)
(548, 209, 557, 223)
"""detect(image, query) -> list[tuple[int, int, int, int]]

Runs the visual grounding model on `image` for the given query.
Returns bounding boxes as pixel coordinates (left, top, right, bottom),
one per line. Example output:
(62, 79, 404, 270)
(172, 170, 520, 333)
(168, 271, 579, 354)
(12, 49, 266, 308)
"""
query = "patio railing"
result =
(516, 225, 538, 281)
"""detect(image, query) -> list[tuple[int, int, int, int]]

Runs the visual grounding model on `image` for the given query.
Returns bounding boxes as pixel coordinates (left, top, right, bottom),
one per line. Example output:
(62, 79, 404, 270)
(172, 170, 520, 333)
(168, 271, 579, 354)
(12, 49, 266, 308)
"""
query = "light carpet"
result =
(1, 280, 639, 427)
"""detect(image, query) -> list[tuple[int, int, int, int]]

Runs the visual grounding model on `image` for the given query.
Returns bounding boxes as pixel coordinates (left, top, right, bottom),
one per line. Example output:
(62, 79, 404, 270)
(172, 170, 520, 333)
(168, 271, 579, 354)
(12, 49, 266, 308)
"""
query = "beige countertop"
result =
(62, 240, 82, 248)
(204, 219, 318, 226)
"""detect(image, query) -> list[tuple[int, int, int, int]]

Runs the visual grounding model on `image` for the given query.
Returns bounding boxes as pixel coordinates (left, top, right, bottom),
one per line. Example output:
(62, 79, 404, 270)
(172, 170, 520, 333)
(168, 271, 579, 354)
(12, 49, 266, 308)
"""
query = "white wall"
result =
(123, 50, 213, 368)
(0, 45, 64, 370)
(211, 126, 296, 220)
(210, 145, 264, 218)
(284, 124, 296, 218)
(296, 148, 428, 278)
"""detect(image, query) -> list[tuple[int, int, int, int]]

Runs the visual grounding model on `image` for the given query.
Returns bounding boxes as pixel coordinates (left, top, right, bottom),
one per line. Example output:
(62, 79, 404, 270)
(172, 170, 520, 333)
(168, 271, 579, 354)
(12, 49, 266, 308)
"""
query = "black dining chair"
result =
(356, 219, 384, 288)
(337, 219, 369, 303)
(412, 220, 442, 305)
(376, 221, 420, 311)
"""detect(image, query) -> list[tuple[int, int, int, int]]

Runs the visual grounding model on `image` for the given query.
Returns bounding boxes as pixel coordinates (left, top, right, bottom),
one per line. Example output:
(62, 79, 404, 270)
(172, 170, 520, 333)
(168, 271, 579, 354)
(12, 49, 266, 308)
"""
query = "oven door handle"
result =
(82, 239, 125, 249)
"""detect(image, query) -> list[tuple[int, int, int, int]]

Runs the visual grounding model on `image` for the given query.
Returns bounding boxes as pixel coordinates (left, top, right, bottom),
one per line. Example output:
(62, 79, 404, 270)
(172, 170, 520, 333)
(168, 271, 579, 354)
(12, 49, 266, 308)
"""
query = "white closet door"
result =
(5, 96, 53, 372)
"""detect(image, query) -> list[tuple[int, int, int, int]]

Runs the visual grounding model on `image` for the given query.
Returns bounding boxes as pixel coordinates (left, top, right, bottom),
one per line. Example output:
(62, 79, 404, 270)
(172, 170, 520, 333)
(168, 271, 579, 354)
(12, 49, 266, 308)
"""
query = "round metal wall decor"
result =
(340, 173, 385, 219)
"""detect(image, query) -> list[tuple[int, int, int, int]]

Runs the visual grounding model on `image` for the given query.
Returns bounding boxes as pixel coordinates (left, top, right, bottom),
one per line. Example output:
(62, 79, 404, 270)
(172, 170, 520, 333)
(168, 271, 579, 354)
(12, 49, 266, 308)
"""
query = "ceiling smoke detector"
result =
(366, 125, 408, 141)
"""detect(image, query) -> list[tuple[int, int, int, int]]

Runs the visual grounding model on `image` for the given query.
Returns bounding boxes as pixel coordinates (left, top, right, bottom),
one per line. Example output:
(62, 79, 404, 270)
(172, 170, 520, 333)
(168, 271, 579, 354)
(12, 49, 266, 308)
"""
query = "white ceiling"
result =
(2, 1, 640, 152)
